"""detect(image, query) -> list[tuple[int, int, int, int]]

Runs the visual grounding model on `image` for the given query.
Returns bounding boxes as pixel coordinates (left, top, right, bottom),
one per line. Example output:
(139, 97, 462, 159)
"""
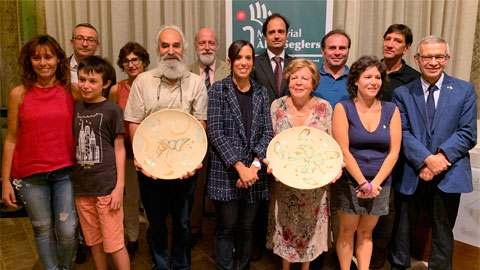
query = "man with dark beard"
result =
(188, 27, 229, 248)
(124, 25, 207, 270)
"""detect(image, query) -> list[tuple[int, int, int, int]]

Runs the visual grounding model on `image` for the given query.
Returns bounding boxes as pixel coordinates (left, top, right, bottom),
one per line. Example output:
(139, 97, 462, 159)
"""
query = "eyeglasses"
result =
(417, 54, 448, 62)
(73, 36, 97, 45)
(197, 40, 217, 47)
(122, 57, 141, 66)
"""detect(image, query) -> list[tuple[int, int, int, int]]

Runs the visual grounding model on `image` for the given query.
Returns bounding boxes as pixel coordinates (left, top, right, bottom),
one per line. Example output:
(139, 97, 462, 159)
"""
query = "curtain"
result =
(43, 0, 478, 84)
(44, 0, 226, 82)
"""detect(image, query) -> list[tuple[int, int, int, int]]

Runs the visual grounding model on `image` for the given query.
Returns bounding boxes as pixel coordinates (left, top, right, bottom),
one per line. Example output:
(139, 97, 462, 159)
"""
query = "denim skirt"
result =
(330, 175, 390, 216)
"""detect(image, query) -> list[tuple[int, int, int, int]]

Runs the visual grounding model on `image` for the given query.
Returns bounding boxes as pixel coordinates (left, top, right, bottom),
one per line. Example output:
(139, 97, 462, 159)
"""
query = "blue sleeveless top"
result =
(340, 99, 396, 185)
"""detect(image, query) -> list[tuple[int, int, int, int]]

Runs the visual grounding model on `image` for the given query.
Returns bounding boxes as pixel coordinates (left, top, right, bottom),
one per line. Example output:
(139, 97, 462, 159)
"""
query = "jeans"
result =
(13, 166, 78, 270)
(213, 199, 260, 270)
(138, 172, 197, 270)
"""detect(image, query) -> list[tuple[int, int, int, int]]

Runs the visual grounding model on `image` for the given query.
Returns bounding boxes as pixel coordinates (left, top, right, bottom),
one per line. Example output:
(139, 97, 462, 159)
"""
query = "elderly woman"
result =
(1, 35, 77, 269)
(266, 59, 333, 270)
(206, 40, 273, 270)
(331, 55, 401, 270)
(108, 41, 150, 258)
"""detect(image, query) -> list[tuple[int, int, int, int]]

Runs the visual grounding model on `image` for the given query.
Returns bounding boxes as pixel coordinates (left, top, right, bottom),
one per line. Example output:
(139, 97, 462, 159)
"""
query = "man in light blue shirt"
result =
(313, 29, 351, 107)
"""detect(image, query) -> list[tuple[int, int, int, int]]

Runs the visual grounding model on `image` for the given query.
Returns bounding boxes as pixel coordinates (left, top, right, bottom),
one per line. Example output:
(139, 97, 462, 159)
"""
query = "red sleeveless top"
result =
(116, 80, 134, 158)
(12, 83, 75, 178)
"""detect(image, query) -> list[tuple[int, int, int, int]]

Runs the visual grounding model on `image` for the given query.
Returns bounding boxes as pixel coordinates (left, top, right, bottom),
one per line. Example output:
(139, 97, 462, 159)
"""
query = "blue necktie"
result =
(426, 84, 436, 128)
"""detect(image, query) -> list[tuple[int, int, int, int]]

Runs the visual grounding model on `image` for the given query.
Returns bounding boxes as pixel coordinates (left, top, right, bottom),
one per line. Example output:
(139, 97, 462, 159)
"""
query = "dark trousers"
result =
(213, 199, 260, 270)
(388, 180, 460, 270)
(138, 172, 197, 270)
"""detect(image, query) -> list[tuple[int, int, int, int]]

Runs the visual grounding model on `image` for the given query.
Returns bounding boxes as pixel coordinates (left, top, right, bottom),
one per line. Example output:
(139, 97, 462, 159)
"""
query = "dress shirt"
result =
(199, 59, 216, 86)
(421, 73, 444, 108)
(70, 56, 79, 83)
(267, 49, 285, 71)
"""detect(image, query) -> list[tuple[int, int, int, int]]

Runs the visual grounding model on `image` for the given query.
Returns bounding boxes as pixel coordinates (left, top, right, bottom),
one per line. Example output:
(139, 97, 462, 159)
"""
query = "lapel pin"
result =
(447, 86, 453, 90)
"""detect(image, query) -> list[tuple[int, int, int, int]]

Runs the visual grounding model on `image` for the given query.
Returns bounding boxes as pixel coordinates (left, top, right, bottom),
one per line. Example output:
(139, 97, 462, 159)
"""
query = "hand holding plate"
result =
(134, 158, 157, 180)
(180, 163, 203, 180)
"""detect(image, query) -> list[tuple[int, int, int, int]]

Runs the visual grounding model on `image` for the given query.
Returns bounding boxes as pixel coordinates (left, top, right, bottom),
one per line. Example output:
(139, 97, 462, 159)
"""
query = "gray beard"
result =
(156, 56, 187, 79)
(198, 51, 216, 66)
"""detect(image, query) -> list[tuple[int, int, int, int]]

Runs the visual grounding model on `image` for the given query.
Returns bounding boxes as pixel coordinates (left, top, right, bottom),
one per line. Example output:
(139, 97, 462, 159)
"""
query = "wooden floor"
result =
(1, 215, 478, 270)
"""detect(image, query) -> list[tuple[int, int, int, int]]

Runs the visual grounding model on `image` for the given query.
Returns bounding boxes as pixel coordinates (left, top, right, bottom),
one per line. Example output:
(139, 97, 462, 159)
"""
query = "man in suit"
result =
(188, 27, 229, 247)
(389, 35, 477, 270)
(188, 28, 230, 89)
(370, 24, 420, 269)
(313, 29, 351, 108)
(252, 13, 294, 105)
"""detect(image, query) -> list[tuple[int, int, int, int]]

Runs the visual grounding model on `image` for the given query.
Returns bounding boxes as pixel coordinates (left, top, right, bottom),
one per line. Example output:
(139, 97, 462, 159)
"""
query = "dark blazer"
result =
(252, 51, 294, 104)
(392, 73, 477, 195)
(206, 75, 274, 202)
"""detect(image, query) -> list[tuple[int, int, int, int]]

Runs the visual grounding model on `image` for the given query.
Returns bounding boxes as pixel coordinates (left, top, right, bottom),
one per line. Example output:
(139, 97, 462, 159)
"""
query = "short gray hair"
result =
(155, 25, 187, 54)
(416, 35, 450, 55)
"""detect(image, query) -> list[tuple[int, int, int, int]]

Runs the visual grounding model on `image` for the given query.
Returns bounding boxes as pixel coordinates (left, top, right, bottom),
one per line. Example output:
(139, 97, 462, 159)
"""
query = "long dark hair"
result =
(19, 35, 70, 90)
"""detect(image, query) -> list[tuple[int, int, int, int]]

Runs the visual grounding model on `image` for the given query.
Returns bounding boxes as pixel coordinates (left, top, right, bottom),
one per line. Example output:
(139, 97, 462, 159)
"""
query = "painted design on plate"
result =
(133, 109, 207, 179)
(267, 127, 342, 189)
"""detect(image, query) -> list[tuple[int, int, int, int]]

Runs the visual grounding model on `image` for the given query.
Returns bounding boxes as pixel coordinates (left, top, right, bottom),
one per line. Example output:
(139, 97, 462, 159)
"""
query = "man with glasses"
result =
(388, 36, 477, 270)
(188, 27, 229, 248)
(69, 22, 103, 263)
(70, 23, 100, 84)
(189, 28, 229, 89)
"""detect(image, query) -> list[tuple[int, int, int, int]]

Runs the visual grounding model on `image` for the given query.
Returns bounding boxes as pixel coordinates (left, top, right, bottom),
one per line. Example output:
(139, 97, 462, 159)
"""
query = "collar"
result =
(70, 55, 78, 69)
(198, 58, 216, 72)
(267, 49, 285, 61)
(421, 73, 444, 93)
(319, 65, 350, 77)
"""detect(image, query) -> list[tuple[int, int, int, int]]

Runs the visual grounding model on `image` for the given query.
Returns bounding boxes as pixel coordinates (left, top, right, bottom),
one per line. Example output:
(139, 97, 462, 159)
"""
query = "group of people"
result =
(1, 12, 477, 270)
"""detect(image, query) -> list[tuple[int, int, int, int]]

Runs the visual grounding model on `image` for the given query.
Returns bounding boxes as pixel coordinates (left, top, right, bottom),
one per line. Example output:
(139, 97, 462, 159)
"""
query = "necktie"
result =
(204, 66, 211, 89)
(273, 56, 282, 96)
(426, 84, 436, 128)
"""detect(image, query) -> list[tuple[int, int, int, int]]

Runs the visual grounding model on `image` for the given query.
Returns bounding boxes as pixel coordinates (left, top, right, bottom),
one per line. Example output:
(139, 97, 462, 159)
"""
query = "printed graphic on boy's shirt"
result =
(76, 112, 104, 166)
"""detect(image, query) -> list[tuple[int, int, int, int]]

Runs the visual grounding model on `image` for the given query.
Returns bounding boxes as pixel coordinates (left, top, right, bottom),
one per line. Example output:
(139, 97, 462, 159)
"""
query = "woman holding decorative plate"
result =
(331, 55, 401, 270)
(206, 40, 273, 270)
(266, 58, 334, 270)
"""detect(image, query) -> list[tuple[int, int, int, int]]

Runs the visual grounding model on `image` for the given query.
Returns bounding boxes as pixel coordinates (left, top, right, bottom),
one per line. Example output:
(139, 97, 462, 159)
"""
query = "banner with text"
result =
(226, 0, 333, 68)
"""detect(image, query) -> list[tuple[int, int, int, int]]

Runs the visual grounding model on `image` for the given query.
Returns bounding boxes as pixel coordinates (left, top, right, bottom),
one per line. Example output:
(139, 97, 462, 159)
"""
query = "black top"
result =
(382, 59, 420, 101)
(234, 83, 253, 142)
(73, 100, 125, 196)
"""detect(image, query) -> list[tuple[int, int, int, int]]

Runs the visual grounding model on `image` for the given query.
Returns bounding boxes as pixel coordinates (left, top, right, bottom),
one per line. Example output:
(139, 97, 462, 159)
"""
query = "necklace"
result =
(289, 97, 311, 117)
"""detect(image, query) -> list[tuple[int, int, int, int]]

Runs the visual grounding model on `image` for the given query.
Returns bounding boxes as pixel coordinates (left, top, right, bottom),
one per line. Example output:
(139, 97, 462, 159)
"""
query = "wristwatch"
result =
(252, 160, 261, 169)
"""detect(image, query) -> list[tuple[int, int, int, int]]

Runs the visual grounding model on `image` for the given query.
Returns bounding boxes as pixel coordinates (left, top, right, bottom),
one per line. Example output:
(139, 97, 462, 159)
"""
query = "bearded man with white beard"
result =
(124, 25, 207, 270)
(187, 28, 230, 248)
(188, 28, 230, 90)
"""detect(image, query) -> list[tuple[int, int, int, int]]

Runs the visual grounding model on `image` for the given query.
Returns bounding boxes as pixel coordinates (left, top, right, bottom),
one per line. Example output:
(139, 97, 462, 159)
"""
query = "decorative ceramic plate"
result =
(266, 126, 343, 189)
(132, 109, 207, 179)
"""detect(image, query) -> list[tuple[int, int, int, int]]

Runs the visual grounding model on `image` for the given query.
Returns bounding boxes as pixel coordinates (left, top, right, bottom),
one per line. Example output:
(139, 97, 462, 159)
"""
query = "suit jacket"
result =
(252, 51, 294, 104)
(188, 57, 230, 84)
(392, 73, 477, 195)
(206, 75, 274, 202)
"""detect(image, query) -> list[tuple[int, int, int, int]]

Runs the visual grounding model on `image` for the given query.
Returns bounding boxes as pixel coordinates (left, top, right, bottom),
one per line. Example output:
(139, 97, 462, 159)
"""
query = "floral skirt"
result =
(266, 181, 329, 262)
